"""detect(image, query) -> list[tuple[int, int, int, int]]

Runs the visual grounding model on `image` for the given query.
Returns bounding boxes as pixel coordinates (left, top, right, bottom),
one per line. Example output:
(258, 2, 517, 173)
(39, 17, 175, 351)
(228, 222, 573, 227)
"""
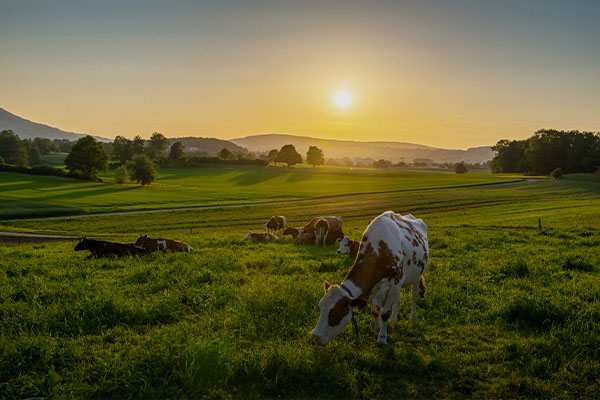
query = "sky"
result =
(1, 0, 599, 149)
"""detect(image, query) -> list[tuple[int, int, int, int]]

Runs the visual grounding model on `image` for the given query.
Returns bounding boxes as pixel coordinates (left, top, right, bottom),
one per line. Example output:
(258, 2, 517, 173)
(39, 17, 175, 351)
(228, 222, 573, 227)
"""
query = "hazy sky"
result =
(1, 0, 599, 148)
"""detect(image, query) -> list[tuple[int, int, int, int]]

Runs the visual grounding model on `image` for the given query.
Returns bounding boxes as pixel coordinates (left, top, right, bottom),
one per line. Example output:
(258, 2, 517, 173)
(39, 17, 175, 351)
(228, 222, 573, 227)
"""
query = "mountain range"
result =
(231, 134, 494, 164)
(1, 107, 494, 163)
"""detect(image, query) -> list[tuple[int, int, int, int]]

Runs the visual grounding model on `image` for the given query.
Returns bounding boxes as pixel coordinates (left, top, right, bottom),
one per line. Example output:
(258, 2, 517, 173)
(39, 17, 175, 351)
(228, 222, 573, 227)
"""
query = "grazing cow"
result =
(298, 216, 343, 237)
(264, 216, 287, 233)
(75, 237, 148, 257)
(134, 235, 192, 252)
(311, 211, 429, 346)
(245, 232, 278, 241)
(314, 219, 329, 246)
(282, 227, 300, 239)
(336, 236, 360, 257)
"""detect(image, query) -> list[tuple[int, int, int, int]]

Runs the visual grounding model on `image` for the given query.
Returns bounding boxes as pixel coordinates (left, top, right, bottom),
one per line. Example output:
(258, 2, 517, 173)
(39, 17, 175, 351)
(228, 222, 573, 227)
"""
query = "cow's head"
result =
(134, 234, 146, 247)
(282, 227, 299, 239)
(336, 236, 352, 255)
(244, 232, 253, 240)
(263, 221, 269, 231)
(297, 227, 305, 237)
(311, 281, 366, 345)
(74, 237, 88, 251)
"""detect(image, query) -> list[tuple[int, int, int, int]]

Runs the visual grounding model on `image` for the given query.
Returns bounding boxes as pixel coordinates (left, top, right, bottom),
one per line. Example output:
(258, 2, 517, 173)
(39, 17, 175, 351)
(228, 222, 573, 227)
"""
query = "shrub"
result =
(455, 162, 468, 174)
(129, 154, 157, 186)
(550, 168, 562, 179)
(114, 165, 128, 184)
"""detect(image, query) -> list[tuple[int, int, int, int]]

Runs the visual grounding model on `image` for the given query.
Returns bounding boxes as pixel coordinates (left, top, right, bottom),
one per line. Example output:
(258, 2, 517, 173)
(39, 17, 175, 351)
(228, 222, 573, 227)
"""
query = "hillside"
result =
(168, 137, 247, 155)
(0, 107, 110, 142)
(231, 134, 494, 164)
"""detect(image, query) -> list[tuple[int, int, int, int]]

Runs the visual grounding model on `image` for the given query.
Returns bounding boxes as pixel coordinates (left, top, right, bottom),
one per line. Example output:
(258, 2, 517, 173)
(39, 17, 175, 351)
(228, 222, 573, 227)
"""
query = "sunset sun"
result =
(334, 90, 352, 108)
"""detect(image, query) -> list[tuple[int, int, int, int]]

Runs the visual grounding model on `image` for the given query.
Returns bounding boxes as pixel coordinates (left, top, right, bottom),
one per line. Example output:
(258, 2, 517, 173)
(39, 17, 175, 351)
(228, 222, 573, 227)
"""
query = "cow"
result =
(314, 219, 329, 246)
(294, 231, 315, 245)
(75, 237, 149, 258)
(245, 232, 278, 241)
(134, 235, 192, 252)
(264, 216, 287, 233)
(336, 236, 360, 257)
(282, 227, 300, 239)
(311, 211, 429, 346)
(298, 216, 343, 238)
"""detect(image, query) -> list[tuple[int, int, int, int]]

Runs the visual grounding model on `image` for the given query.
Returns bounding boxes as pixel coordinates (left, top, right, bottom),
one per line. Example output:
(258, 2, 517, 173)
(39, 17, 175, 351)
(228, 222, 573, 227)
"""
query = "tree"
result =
(33, 138, 55, 155)
(455, 162, 468, 174)
(114, 165, 128, 184)
(306, 146, 325, 167)
(0, 130, 28, 166)
(146, 132, 169, 160)
(111, 136, 134, 165)
(169, 141, 185, 162)
(374, 159, 392, 168)
(53, 138, 75, 153)
(65, 136, 109, 180)
(29, 144, 42, 166)
(219, 148, 235, 160)
(132, 135, 145, 155)
(129, 154, 158, 186)
(277, 144, 302, 167)
(267, 149, 279, 165)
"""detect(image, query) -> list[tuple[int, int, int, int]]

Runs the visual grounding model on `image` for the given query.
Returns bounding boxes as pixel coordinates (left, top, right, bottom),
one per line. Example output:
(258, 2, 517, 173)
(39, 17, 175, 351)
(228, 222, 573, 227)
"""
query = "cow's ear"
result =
(323, 281, 331, 293)
(335, 238, 342, 244)
(350, 298, 367, 310)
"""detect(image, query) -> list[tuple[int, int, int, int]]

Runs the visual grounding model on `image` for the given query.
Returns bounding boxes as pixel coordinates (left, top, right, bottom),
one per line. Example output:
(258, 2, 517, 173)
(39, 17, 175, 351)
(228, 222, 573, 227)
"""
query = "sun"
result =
(334, 90, 352, 108)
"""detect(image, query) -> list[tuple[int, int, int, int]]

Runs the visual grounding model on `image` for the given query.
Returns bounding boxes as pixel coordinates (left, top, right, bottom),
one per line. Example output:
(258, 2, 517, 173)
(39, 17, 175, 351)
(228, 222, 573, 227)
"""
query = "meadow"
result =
(0, 171, 599, 398)
(0, 166, 522, 219)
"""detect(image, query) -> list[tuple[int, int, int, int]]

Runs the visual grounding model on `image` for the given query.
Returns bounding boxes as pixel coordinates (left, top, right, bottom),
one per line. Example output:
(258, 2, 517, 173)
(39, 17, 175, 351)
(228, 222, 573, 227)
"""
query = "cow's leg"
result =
(410, 281, 420, 322)
(377, 285, 401, 345)
(371, 305, 382, 334)
(391, 301, 399, 324)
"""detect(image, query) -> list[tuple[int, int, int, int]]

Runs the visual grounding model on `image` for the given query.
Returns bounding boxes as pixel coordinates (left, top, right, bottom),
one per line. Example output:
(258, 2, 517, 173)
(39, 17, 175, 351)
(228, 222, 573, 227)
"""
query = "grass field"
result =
(0, 173, 599, 398)
(0, 166, 523, 219)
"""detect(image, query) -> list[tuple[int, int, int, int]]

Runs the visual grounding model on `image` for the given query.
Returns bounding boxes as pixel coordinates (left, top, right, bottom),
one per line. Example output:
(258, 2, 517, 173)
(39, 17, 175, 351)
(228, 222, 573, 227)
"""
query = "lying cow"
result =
(294, 231, 315, 245)
(282, 227, 300, 239)
(134, 235, 192, 252)
(264, 216, 286, 233)
(75, 237, 148, 257)
(336, 236, 360, 257)
(311, 211, 429, 346)
(245, 232, 278, 241)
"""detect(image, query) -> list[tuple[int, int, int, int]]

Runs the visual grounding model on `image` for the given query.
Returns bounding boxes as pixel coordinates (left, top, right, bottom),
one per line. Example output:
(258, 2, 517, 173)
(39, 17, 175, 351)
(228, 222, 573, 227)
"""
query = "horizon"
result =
(1, 0, 599, 148)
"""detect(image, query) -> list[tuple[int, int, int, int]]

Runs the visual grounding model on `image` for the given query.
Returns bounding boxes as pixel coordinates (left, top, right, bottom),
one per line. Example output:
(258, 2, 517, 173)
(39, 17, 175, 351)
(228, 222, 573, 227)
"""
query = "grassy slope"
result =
(0, 166, 522, 218)
(0, 175, 598, 398)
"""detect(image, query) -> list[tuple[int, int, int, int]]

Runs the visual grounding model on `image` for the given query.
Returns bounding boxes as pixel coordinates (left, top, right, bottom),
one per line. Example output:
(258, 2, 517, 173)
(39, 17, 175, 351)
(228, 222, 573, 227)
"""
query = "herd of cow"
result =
(74, 210, 429, 345)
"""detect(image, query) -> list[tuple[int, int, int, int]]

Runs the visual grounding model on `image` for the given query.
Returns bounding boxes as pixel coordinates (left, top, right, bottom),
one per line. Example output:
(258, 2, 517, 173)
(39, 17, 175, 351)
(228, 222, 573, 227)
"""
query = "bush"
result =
(455, 162, 468, 174)
(550, 168, 563, 179)
(129, 154, 157, 186)
(114, 165, 128, 184)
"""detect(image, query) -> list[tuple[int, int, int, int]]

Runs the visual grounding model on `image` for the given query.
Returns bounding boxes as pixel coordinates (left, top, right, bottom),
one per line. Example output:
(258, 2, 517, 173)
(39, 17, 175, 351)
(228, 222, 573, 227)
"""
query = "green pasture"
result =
(40, 152, 67, 167)
(0, 166, 523, 219)
(0, 175, 598, 398)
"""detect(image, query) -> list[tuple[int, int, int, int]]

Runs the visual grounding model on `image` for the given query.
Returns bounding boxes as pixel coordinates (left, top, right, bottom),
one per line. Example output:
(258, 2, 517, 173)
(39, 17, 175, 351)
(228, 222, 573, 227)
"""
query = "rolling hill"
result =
(168, 137, 247, 155)
(231, 134, 494, 164)
(0, 107, 110, 142)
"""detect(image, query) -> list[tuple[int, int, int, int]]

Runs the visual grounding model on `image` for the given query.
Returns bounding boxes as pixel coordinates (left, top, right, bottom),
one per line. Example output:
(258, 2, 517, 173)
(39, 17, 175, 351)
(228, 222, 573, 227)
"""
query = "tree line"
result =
(491, 129, 600, 175)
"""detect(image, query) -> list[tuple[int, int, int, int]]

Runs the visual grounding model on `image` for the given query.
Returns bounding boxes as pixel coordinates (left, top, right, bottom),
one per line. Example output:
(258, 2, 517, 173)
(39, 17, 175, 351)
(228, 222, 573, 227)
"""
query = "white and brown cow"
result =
(245, 232, 278, 241)
(264, 216, 286, 233)
(336, 236, 360, 257)
(298, 216, 343, 237)
(134, 235, 193, 252)
(311, 211, 429, 346)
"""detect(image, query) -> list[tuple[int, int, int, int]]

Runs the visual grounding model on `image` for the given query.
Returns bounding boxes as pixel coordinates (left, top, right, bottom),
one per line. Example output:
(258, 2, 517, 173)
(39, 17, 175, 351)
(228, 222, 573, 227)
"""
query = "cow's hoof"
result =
(376, 337, 388, 346)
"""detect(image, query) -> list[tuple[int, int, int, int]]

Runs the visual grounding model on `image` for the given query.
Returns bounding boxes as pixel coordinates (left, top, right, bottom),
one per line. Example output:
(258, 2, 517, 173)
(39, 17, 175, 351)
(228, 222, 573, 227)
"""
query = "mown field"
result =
(0, 174, 599, 398)
(0, 166, 522, 219)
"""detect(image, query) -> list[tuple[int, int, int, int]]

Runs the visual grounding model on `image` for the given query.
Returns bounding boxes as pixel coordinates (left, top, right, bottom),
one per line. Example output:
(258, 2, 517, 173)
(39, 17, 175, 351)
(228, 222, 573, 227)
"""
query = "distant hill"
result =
(168, 137, 248, 155)
(0, 107, 110, 142)
(231, 134, 494, 164)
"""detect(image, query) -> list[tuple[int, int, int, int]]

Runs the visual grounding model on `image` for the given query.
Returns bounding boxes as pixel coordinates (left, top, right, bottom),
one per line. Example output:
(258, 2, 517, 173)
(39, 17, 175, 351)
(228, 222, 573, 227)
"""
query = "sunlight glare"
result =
(334, 90, 352, 108)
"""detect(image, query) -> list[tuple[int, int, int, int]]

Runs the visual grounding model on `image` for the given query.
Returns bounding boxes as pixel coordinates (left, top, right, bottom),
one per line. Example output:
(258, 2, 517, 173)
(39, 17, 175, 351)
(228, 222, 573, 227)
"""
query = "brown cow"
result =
(134, 235, 193, 252)
(314, 219, 329, 246)
(264, 216, 287, 233)
(282, 227, 300, 239)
